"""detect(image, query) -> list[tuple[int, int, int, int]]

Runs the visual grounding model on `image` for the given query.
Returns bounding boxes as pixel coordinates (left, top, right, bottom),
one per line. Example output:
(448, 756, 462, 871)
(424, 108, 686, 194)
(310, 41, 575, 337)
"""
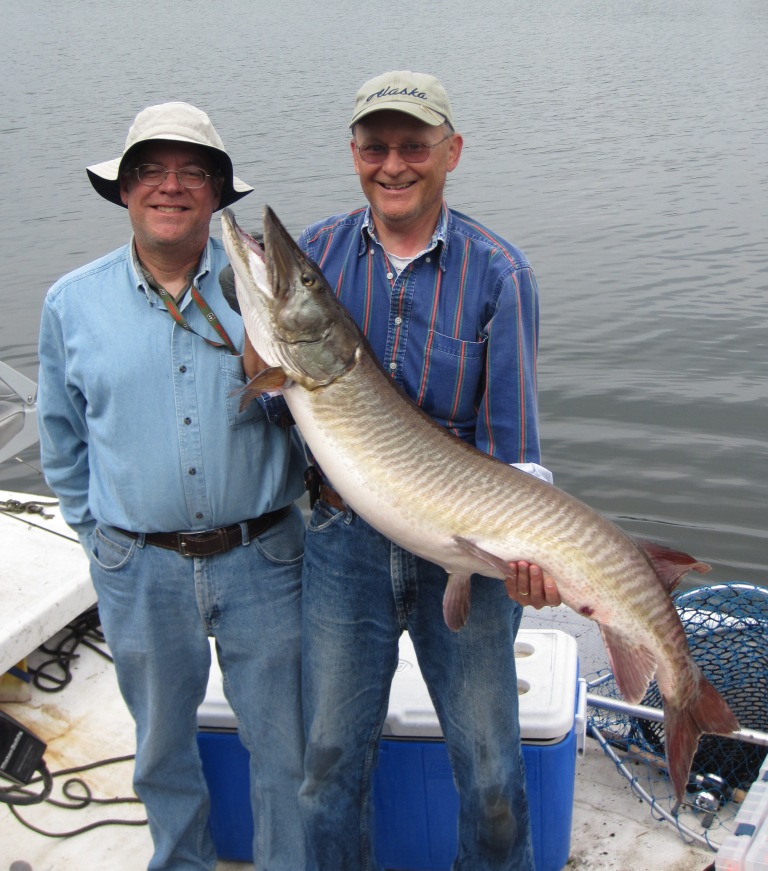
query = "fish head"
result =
(221, 206, 359, 388)
(220, 207, 280, 370)
(262, 205, 360, 386)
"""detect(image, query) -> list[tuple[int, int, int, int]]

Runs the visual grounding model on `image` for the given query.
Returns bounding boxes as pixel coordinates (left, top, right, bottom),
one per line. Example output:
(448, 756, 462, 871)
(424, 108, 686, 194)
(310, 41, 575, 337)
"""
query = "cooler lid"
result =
(382, 629, 578, 742)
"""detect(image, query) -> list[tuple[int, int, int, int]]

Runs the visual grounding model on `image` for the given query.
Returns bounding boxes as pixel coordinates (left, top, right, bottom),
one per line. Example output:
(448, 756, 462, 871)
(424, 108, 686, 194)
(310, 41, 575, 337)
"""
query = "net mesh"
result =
(587, 582, 768, 847)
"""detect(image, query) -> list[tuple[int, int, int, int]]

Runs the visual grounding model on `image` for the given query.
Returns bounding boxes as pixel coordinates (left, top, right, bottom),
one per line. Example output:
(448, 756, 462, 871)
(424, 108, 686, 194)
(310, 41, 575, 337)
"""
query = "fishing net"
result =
(587, 582, 768, 848)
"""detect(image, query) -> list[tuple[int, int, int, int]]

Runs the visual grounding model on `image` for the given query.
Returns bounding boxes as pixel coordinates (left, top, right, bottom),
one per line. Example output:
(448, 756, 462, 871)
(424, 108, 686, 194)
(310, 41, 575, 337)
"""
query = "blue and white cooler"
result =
(197, 628, 585, 870)
(373, 628, 584, 871)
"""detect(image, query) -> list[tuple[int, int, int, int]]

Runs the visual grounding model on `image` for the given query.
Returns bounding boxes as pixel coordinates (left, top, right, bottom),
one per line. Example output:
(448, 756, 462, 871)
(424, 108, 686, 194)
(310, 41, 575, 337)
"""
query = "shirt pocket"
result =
(220, 354, 264, 430)
(419, 331, 487, 425)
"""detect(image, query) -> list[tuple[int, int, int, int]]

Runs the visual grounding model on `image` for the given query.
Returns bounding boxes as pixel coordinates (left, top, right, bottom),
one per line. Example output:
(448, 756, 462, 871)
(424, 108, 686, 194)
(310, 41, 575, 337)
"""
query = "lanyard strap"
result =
(157, 285, 238, 355)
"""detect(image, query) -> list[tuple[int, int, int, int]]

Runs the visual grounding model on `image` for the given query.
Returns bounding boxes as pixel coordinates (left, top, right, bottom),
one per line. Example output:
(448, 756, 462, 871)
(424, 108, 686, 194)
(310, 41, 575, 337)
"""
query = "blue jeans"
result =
(90, 506, 305, 871)
(300, 504, 534, 871)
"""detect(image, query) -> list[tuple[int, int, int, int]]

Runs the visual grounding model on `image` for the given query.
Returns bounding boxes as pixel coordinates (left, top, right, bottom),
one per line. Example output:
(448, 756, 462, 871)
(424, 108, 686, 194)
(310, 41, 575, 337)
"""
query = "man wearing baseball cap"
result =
(38, 102, 307, 869)
(298, 72, 560, 870)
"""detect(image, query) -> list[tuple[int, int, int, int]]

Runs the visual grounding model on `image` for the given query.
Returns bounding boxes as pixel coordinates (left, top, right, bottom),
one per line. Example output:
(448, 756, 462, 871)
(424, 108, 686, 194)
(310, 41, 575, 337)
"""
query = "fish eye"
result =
(301, 272, 314, 287)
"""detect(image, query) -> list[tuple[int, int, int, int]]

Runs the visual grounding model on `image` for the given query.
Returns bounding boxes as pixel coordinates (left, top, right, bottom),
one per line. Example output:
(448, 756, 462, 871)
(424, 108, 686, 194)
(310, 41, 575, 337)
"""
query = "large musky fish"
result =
(221, 206, 739, 801)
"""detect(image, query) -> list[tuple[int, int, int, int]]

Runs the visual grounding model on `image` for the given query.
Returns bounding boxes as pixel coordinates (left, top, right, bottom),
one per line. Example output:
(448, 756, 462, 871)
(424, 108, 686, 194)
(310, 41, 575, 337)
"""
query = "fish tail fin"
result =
(664, 669, 740, 802)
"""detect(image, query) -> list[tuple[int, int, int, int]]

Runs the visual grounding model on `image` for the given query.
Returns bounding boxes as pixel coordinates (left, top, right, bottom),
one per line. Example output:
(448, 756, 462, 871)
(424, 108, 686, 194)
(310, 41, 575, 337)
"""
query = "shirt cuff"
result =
(257, 392, 294, 428)
(511, 462, 553, 485)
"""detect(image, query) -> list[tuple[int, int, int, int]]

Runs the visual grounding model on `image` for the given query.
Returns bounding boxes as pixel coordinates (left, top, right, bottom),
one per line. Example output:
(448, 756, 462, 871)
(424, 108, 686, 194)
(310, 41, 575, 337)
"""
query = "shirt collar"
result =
(359, 202, 450, 269)
(129, 237, 212, 304)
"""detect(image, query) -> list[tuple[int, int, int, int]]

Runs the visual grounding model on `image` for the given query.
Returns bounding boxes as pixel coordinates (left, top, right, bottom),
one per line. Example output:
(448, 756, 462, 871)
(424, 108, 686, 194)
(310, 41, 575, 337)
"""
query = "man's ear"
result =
(119, 173, 131, 206)
(213, 177, 224, 210)
(350, 139, 361, 176)
(446, 133, 464, 173)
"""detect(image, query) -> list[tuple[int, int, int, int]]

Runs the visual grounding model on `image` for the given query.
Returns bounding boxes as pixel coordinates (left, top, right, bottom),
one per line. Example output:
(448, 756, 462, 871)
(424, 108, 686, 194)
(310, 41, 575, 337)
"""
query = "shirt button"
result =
(184, 417, 192, 425)
(425, 256, 431, 263)
(188, 468, 197, 476)
(179, 365, 187, 373)
(394, 317, 402, 325)
(386, 272, 394, 280)
(195, 512, 203, 520)
(389, 362, 396, 371)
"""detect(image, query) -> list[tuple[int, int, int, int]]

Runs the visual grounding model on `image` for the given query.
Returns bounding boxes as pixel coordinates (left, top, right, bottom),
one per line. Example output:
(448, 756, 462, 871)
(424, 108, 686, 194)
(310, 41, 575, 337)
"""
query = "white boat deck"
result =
(0, 490, 94, 676)
(0, 495, 717, 870)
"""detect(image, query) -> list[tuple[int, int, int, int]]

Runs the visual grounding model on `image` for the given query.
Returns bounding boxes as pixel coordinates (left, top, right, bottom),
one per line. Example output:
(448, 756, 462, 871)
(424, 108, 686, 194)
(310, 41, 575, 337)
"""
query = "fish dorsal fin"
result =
(443, 573, 472, 632)
(599, 623, 657, 705)
(633, 538, 711, 592)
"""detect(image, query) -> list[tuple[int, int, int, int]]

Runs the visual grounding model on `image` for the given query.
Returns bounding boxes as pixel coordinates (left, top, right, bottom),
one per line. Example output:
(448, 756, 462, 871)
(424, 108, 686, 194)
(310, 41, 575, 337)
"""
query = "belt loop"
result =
(137, 532, 146, 549)
(239, 520, 251, 546)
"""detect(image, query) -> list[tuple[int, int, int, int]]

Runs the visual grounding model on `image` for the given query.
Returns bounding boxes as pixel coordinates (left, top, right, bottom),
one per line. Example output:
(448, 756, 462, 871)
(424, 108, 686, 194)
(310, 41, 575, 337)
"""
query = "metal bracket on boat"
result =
(0, 360, 39, 465)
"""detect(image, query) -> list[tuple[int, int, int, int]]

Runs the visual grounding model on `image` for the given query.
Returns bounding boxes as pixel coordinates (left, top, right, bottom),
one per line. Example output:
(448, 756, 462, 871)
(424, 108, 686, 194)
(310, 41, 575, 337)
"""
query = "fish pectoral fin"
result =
(633, 537, 711, 592)
(443, 574, 472, 632)
(249, 366, 288, 391)
(236, 367, 289, 412)
(598, 624, 657, 705)
(453, 535, 511, 576)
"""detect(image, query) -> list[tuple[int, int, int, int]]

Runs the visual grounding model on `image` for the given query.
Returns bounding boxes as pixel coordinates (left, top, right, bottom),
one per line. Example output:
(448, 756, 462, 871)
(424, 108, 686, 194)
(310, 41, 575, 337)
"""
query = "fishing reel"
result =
(684, 772, 731, 828)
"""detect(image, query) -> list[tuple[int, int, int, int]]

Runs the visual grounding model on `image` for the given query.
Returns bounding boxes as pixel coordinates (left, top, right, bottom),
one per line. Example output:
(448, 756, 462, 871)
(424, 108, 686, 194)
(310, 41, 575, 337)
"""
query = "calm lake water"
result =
(1, 0, 766, 587)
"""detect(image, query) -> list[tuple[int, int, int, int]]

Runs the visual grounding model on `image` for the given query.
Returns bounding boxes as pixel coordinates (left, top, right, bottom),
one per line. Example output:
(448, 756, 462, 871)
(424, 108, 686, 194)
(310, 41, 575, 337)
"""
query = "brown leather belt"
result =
(318, 483, 346, 511)
(115, 505, 292, 557)
(304, 465, 347, 512)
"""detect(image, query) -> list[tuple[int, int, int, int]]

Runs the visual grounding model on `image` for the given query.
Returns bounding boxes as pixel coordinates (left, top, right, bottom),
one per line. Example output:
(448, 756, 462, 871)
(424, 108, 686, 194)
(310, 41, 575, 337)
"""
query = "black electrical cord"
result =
(0, 760, 53, 806)
(29, 605, 112, 693)
(5, 754, 147, 836)
(2, 608, 145, 835)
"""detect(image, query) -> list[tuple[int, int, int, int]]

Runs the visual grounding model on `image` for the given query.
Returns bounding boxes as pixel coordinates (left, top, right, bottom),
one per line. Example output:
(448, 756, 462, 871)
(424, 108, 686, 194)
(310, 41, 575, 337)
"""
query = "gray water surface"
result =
(1, 0, 765, 585)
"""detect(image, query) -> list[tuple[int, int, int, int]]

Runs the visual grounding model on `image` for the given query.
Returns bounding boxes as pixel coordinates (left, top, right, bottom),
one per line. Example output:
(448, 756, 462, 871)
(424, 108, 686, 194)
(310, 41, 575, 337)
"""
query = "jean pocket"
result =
(91, 526, 136, 571)
(307, 499, 349, 533)
(254, 508, 305, 565)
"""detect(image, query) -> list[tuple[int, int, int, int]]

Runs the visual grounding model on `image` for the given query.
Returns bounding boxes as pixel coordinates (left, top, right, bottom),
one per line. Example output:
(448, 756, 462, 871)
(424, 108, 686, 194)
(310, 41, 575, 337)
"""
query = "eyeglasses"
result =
(133, 164, 214, 189)
(354, 133, 453, 165)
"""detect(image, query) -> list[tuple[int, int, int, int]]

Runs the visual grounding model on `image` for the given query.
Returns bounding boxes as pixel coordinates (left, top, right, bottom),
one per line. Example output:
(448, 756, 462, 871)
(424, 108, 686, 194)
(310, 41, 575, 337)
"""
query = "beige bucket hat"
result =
(86, 101, 253, 210)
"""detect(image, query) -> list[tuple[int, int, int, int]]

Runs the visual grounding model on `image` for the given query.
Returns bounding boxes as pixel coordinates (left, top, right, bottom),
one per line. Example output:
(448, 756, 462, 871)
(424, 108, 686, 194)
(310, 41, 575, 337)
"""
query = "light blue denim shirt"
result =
(38, 237, 306, 547)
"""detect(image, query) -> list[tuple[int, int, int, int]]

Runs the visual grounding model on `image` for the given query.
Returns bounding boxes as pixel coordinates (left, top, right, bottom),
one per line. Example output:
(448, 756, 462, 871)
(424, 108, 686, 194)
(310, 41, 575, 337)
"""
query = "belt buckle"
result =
(177, 528, 232, 557)
(178, 532, 199, 557)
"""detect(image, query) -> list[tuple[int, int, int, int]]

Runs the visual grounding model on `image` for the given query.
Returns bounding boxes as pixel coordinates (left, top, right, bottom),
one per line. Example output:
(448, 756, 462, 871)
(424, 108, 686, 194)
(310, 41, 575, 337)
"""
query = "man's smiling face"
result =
(120, 141, 222, 257)
(351, 111, 462, 238)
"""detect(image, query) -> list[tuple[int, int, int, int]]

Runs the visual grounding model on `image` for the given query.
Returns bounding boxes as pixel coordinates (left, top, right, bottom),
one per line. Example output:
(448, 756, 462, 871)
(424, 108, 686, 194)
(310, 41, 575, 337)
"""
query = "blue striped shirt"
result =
(299, 202, 543, 465)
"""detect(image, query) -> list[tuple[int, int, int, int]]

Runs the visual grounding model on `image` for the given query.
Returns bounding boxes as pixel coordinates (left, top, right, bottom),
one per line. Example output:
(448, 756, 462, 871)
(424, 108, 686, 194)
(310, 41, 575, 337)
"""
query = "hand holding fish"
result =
(505, 562, 562, 609)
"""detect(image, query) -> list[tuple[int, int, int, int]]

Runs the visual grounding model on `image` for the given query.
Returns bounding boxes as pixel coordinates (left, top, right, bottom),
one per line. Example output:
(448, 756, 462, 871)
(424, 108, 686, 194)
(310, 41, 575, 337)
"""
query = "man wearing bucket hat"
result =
(38, 102, 307, 870)
(297, 72, 560, 870)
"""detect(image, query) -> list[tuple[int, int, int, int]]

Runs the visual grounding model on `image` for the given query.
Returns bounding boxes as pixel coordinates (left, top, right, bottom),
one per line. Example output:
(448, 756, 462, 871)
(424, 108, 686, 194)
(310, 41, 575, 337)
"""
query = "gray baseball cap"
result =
(349, 71, 455, 129)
